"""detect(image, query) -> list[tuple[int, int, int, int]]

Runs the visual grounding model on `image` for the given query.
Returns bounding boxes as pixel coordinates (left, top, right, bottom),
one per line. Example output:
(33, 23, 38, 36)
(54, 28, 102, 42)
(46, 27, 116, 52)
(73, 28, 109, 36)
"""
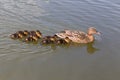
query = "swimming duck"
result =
(55, 27, 101, 43)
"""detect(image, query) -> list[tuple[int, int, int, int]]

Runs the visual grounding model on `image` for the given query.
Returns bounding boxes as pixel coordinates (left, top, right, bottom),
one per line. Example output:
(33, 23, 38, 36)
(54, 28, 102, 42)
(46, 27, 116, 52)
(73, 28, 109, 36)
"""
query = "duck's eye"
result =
(60, 31, 65, 33)
(95, 30, 98, 33)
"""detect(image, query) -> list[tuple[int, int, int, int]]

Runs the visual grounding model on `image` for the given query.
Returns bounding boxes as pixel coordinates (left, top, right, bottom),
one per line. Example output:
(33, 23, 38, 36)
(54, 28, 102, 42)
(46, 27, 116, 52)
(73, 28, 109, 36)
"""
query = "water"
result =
(0, 0, 120, 80)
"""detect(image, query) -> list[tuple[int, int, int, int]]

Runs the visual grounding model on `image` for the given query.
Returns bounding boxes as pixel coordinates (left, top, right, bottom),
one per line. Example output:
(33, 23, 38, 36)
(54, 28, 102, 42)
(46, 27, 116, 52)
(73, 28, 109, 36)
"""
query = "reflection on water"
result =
(41, 41, 99, 54)
(87, 42, 99, 54)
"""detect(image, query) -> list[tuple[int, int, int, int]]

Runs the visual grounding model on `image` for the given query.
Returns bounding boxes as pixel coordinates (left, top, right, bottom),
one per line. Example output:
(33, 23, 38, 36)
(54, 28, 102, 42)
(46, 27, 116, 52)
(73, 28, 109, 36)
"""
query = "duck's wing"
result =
(55, 33, 68, 39)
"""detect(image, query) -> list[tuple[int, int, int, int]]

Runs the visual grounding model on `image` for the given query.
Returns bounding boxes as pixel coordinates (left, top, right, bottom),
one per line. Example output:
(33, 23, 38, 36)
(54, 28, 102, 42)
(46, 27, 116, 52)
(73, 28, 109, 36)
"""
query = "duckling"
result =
(29, 30, 42, 39)
(41, 39, 52, 44)
(23, 30, 30, 36)
(41, 37, 52, 44)
(56, 37, 71, 45)
(24, 36, 33, 42)
(41, 35, 58, 44)
(10, 33, 20, 39)
(56, 39, 66, 44)
(10, 32, 24, 39)
(15, 30, 29, 38)
(32, 35, 39, 42)
(35, 30, 42, 39)
(64, 37, 72, 43)
(25, 35, 38, 42)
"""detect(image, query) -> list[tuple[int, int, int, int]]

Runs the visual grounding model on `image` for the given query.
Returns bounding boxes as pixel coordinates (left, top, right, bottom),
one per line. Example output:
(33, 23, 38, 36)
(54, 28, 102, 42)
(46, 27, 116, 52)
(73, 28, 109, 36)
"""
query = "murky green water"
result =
(0, 0, 120, 80)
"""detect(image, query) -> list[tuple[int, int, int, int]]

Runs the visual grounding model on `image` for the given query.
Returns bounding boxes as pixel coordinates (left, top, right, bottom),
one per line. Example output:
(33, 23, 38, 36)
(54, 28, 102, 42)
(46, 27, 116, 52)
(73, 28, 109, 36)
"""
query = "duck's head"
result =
(88, 27, 101, 35)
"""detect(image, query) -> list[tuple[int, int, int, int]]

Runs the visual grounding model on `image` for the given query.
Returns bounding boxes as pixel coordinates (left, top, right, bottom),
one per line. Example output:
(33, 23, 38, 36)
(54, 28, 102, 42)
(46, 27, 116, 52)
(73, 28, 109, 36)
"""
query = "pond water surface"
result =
(0, 0, 120, 80)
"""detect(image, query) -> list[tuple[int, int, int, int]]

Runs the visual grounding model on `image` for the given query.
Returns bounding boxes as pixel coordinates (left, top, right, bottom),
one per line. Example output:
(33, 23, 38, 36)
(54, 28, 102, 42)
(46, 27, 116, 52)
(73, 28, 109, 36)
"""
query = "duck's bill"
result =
(97, 32, 101, 35)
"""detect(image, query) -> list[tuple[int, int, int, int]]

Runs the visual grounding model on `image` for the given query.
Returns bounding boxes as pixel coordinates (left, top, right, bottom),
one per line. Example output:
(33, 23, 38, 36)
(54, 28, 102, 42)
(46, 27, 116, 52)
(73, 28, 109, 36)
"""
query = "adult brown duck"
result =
(55, 27, 101, 43)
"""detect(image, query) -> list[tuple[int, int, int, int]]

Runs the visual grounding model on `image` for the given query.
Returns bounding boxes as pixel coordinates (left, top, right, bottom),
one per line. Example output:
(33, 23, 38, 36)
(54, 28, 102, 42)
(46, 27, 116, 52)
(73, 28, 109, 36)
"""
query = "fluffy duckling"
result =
(41, 35, 58, 44)
(23, 30, 29, 36)
(10, 31, 24, 39)
(25, 35, 39, 42)
(10, 30, 30, 39)
(41, 36, 54, 44)
(35, 30, 42, 39)
(29, 30, 42, 39)
(41, 39, 52, 44)
(56, 37, 71, 45)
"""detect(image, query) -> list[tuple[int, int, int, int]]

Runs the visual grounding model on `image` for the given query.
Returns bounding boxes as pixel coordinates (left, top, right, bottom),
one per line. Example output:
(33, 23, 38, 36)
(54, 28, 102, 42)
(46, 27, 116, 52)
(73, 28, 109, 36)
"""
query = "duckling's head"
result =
(41, 39, 51, 44)
(88, 27, 101, 35)
(23, 30, 29, 36)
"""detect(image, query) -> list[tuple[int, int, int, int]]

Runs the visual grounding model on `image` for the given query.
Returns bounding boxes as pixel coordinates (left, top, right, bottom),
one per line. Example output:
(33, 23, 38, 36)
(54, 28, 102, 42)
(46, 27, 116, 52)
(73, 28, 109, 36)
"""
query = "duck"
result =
(55, 27, 101, 43)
